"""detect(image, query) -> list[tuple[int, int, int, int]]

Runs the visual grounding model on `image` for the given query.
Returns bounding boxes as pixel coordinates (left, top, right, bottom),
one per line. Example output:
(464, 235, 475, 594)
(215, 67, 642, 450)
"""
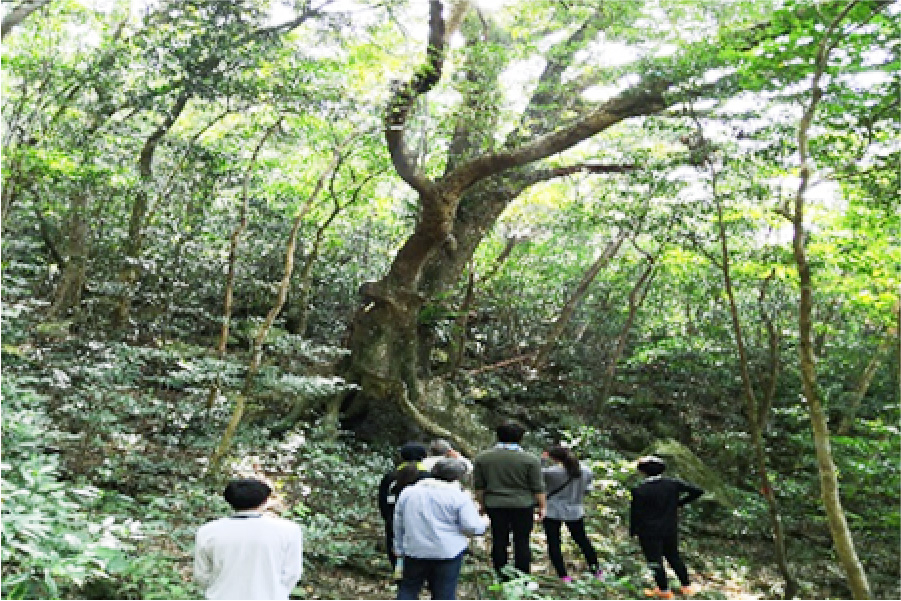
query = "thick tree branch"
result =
(385, 0, 446, 196)
(1, 0, 50, 38)
(440, 80, 669, 195)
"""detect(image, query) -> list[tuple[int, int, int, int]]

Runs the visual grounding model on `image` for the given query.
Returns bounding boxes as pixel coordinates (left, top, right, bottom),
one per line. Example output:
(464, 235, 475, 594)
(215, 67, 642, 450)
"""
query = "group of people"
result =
(193, 420, 705, 601)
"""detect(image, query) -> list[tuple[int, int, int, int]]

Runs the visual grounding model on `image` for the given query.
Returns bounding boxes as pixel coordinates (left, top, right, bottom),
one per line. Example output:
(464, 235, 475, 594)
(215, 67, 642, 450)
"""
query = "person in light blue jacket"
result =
(394, 459, 488, 600)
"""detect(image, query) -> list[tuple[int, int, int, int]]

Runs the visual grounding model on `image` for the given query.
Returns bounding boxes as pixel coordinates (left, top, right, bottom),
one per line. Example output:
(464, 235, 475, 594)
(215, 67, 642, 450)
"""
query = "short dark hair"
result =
(400, 442, 428, 461)
(223, 478, 271, 510)
(496, 420, 525, 444)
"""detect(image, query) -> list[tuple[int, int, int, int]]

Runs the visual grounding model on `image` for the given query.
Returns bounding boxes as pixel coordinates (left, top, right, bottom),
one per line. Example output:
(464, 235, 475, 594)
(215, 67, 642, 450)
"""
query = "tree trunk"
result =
(837, 335, 892, 435)
(597, 257, 656, 408)
(47, 193, 89, 319)
(756, 270, 781, 428)
(345, 0, 667, 434)
(789, 4, 871, 597)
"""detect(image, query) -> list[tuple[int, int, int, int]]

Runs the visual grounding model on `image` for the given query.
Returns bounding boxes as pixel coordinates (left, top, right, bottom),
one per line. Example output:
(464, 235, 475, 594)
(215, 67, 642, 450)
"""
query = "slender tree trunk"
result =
(113, 92, 190, 329)
(205, 122, 280, 418)
(597, 257, 656, 408)
(215, 122, 279, 353)
(713, 169, 796, 598)
(532, 231, 626, 371)
(789, 4, 871, 597)
(210, 128, 356, 469)
(757, 270, 781, 428)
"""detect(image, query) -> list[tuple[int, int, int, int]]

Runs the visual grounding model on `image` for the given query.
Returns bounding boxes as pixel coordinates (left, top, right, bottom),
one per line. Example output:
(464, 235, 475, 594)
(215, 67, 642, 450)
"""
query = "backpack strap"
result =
(546, 475, 576, 499)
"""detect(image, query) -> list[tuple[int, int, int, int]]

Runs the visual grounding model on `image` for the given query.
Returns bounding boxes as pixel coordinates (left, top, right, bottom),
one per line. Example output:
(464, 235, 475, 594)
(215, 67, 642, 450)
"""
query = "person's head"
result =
(223, 478, 271, 511)
(399, 442, 428, 462)
(547, 445, 581, 478)
(429, 438, 453, 457)
(637, 455, 666, 477)
(431, 458, 468, 483)
(496, 420, 525, 444)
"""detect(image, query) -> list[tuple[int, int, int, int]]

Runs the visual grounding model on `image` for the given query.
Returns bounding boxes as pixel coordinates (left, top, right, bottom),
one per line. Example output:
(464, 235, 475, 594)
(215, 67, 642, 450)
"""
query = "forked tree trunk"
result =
(113, 92, 190, 329)
(837, 334, 893, 435)
(345, 0, 667, 432)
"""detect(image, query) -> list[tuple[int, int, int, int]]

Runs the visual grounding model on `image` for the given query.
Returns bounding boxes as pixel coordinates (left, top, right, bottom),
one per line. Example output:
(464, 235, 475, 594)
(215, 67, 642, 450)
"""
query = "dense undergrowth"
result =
(2, 261, 899, 600)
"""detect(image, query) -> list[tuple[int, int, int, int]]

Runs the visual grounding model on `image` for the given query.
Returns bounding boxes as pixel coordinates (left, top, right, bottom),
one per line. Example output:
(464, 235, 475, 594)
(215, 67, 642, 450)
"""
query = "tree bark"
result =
(209, 128, 357, 468)
(837, 334, 893, 435)
(597, 255, 657, 409)
(713, 166, 796, 598)
(215, 121, 280, 353)
(1, 0, 51, 38)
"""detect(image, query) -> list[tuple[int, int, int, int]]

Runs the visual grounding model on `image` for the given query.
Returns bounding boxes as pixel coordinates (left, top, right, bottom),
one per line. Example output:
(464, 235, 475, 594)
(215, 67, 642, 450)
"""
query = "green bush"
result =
(0, 380, 192, 600)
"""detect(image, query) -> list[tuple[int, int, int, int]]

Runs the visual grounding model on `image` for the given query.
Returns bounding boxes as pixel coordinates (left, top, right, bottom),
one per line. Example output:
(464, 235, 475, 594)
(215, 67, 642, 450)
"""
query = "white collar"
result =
(495, 443, 522, 451)
(417, 478, 462, 490)
(230, 511, 264, 519)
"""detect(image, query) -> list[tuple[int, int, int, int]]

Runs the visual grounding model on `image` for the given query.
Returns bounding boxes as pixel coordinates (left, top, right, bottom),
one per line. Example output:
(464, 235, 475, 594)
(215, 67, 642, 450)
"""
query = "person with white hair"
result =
(421, 438, 473, 475)
(393, 459, 487, 600)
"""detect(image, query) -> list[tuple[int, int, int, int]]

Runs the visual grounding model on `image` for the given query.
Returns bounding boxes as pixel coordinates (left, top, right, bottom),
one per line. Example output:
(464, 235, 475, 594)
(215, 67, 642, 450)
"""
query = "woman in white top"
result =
(541, 445, 600, 582)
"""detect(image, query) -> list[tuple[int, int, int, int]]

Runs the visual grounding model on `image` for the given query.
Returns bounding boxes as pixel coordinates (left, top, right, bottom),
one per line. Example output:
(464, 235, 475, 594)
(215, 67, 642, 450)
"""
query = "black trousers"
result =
(638, 533, 689, 590)
(543, 517, 598, 578)
(385, 516, 397, 568)
(485, 506, 534, 578)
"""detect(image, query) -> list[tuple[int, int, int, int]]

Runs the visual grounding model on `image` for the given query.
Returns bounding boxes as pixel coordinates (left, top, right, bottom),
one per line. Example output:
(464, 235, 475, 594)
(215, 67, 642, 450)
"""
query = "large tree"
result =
(342, 0, 772, 432)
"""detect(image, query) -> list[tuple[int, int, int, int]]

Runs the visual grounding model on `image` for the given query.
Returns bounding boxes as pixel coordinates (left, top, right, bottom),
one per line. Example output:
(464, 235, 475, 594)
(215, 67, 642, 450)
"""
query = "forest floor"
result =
(290, 512, 779, 601)
(137, 437, 857, 601)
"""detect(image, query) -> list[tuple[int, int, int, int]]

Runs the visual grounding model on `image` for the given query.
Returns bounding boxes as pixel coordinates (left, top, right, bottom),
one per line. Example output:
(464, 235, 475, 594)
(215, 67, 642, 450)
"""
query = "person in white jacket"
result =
(194, 478, 303, 600)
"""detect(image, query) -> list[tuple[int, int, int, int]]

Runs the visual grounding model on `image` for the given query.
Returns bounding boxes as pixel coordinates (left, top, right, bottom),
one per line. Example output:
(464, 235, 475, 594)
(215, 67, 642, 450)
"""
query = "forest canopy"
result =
(1, 0, 899, 599)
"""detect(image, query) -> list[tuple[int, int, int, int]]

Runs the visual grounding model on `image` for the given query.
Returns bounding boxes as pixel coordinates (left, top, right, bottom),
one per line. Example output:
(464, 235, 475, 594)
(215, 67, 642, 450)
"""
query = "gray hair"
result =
(431, 458, 467, 482)
(429, 438, 452, 456)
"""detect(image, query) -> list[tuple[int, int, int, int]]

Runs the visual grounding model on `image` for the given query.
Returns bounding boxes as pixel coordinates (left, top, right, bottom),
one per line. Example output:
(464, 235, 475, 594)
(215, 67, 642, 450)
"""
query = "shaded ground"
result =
(296, 514, 773, 600)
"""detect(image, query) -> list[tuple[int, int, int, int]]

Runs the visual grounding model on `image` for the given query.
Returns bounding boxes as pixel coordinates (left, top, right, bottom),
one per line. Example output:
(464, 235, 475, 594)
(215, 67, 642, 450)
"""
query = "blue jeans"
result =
(397, 552, 465, 600)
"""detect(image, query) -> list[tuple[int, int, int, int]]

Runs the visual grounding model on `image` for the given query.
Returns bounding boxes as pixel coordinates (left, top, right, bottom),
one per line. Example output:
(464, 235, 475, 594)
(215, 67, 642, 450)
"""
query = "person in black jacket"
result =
(378, 442, 431, 570)
(629, 456, 704, 599)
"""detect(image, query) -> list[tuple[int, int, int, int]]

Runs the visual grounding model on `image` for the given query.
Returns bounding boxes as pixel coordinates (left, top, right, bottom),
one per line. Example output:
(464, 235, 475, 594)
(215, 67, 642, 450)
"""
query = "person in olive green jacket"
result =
(472, 421, 546, 579)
